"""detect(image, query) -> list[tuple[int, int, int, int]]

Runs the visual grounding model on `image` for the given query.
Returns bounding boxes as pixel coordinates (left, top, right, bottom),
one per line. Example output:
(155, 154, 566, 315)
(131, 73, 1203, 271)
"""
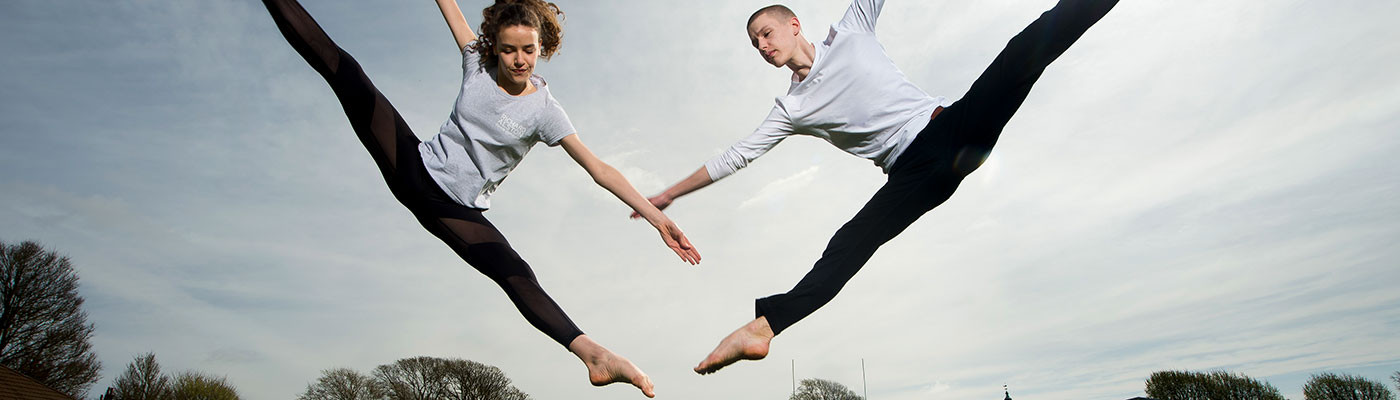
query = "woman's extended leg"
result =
(262, 0, 412, 187)
(419, 211, 655, 397)
(419, 213, 585, 346)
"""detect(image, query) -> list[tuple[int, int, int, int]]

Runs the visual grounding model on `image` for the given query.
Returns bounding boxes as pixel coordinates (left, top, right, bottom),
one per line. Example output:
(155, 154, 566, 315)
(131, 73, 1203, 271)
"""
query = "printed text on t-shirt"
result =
(496, 114, 528, 139)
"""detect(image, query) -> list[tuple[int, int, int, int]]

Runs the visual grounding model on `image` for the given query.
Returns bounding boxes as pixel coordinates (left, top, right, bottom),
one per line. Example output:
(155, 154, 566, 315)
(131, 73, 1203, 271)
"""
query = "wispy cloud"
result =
(2, 0, 1398, 399)
(738, 166, 821, 210)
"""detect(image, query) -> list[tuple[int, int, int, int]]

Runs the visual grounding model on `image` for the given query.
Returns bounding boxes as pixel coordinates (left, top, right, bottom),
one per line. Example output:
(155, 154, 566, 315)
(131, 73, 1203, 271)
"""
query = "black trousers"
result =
(263, 0, 583, 347)
(756, 0, 1119, 335)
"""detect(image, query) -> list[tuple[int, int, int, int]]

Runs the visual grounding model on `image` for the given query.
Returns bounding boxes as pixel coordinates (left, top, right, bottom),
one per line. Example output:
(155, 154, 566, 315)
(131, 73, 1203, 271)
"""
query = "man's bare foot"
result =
(568, 335, 656, 398)
(694, 316, 775, 375)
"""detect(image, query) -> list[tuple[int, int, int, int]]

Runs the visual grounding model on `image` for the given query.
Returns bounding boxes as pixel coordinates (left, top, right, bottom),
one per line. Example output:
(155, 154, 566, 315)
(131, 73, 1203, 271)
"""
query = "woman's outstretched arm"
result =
(435, 0, 476, 51)
(558, 134, 702, 265)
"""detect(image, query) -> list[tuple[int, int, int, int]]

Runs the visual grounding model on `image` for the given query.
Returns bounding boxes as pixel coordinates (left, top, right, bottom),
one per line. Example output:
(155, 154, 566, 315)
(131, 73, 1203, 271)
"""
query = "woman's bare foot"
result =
(694, 316, 774, 375)
(568, 335, 656, 398)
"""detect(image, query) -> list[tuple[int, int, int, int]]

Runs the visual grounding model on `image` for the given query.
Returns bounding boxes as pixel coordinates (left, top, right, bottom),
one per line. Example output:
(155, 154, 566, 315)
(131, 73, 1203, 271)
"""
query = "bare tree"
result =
(300, 357, 529, 400)
(1391, 372, 1399, 393)
(372, 356, 530, 400)
(790, 378, 863, 400)
(1304, 372, 1396, 400)
(375, 357, 451, 400)
(437, 358, 529, 400)
(172, 371, 241, 400)
(0, 240, 101, 398)
(113, 353, 173, 400)
(298, 368, 386, 400)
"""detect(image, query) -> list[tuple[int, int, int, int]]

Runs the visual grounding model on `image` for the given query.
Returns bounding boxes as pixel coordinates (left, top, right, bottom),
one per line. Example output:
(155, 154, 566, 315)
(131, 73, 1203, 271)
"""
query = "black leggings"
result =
(756, 0, 1120, 335)
(262, 0, 583, 347)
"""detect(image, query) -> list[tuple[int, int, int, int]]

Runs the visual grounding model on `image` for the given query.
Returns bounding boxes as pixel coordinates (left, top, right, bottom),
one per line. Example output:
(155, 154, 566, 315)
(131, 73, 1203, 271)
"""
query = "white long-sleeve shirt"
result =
(705, 0, 945, 181)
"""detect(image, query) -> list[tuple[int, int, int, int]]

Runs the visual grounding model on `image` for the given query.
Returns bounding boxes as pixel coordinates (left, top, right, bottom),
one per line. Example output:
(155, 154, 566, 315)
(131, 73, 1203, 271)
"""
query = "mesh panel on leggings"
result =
(432, 217, 583, 346)
(263, 0, 402, 176)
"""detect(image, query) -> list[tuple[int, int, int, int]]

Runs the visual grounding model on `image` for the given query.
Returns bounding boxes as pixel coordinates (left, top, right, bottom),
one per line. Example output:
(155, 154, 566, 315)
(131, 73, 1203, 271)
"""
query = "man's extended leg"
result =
(756, 145, 967, 335)
(696, 129, 969, 374)
(953, 0, 1119, 152)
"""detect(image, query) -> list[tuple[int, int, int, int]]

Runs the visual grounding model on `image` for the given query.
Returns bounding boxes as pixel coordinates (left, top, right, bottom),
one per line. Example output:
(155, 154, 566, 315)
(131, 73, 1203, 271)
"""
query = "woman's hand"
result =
(652, 216, 701, 265)
(558, 134, 701, 265)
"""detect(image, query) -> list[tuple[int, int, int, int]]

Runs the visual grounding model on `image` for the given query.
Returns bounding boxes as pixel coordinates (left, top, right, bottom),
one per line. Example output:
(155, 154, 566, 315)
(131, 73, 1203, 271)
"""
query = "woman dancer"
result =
(262, 0, 700, 396)
(634, 0, 1117, 374)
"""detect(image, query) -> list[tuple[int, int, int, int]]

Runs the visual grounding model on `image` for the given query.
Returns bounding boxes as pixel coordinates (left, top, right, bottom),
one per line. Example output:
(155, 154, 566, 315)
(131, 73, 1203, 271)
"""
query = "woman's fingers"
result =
(655, 220, 700, 265)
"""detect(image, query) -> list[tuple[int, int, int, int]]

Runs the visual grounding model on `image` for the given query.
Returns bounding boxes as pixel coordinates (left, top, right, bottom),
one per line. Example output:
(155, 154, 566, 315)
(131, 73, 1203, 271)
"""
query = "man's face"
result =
(748, 13, 800, 67)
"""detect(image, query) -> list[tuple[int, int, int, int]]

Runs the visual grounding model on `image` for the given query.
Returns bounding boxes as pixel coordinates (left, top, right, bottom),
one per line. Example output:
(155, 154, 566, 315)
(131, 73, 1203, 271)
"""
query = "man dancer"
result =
(637, 0, 1119, 374)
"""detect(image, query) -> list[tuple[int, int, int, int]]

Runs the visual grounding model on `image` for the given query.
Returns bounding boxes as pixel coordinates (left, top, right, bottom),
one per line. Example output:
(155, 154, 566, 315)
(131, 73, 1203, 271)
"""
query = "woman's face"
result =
(494, 24, 541, 89)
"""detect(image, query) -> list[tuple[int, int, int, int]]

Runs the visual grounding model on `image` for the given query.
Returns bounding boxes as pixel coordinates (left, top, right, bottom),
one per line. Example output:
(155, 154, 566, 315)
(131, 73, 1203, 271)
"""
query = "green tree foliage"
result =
(1303, 372, 1396, 400)
(298, 368, 386, 400)
(790, 378, 864, 400)
(1144, 370, 1284, 400)
(113, 353, 173, 400)
(171, 371, 241, 400)
(0, 240, 102, 398)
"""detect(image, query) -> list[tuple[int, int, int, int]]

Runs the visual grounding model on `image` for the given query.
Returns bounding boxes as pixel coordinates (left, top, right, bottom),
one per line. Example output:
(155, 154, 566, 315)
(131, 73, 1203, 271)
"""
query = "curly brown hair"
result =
(471, 0, 565, 68)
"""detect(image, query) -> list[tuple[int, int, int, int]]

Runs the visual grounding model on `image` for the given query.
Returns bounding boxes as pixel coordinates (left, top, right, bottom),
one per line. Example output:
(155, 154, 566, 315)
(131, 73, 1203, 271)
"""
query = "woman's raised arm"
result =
(435, 0, 476, 51)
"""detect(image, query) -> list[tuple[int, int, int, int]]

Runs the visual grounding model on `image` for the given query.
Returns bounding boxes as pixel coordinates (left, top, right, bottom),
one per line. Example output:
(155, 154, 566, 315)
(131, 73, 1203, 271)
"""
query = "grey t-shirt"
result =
(419, 43, 577, 209)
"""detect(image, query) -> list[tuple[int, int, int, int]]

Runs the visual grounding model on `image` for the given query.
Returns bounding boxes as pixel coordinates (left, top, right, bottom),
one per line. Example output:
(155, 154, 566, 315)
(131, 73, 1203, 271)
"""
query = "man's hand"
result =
(630, 194, 673, 219)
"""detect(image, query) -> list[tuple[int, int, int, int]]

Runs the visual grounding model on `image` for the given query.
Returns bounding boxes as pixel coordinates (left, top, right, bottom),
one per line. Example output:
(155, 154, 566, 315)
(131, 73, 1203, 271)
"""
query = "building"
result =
(0, 365, 77, 400)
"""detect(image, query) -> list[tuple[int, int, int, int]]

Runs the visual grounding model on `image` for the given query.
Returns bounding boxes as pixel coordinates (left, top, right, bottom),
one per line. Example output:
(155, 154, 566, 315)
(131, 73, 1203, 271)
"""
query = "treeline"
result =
(4, 240, 531, 400)
(102, 353, 239, 400)
(297, 356, 530, 400)
(1145, 369, 1397, 400)
(6, 240, 1400, 400)
(786, 370, 1400, 400)
(96, 353, 530, 400)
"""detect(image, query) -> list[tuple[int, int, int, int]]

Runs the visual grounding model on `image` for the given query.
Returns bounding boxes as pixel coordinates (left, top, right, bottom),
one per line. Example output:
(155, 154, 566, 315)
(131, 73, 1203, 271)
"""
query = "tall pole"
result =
(792, 359, 796, 395)
(862, 358, 868, 399)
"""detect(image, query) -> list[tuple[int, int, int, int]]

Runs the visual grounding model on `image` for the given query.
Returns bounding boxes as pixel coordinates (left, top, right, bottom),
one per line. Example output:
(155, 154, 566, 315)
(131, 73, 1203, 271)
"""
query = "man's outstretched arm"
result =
(633, 104, 794, 218)
(631, 166, 715, 218)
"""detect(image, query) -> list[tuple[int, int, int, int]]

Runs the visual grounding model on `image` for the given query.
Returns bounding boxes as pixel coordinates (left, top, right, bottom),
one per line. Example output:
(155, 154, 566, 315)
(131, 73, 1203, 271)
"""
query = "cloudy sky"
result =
(3, 0, 1398, 399)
